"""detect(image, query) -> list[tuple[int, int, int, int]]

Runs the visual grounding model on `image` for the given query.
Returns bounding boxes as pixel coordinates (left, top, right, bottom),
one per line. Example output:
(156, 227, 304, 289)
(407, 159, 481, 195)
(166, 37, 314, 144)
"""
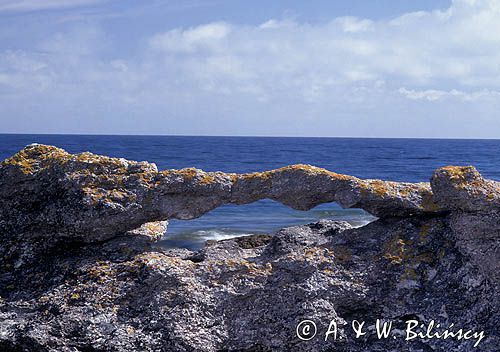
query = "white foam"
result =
(191, 229, 257, 242)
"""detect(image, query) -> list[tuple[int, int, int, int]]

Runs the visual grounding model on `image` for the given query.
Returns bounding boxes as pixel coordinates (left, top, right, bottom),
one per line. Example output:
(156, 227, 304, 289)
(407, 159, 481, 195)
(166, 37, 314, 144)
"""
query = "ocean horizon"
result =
(2, 134, 499, 250)
(2, 132, 500, 139)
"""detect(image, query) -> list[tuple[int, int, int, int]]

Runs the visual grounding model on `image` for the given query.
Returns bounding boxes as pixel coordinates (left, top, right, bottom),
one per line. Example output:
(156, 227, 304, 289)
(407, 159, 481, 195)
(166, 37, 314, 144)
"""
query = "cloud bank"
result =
(1, 0, 500, 137)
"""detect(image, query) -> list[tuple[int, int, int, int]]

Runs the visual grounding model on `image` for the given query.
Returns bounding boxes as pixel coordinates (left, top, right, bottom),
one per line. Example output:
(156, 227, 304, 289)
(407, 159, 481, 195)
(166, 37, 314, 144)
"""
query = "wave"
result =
(160, 215, 376, 251)
(187, 228, 259, 242)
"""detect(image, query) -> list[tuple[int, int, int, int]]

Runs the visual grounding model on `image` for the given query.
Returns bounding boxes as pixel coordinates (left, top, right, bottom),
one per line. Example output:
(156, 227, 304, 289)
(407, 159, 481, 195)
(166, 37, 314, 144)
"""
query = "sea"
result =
(1, 134, 499, 250)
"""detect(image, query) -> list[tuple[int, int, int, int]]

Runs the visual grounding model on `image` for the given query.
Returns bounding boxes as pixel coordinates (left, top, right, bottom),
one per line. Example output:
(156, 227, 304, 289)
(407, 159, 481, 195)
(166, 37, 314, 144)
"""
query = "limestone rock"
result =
(0, 220, 498, 351)
(0, 144, 437, 247)
(0, 144, 499, 351)
(431, 166, 500, 281)
(431, 165, 500, 212)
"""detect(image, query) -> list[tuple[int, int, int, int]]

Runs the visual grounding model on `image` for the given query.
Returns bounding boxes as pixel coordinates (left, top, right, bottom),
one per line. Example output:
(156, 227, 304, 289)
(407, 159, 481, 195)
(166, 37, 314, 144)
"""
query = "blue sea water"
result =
(1, 134, 499, 250)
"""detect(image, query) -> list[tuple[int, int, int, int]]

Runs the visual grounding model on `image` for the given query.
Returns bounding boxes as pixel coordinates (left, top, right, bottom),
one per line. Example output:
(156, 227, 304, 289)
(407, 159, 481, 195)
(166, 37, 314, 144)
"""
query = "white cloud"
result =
(0, 0, 106, 12)
(334, 17, 374, 33)
(1, 0, 500, 137)
(398, 87, 500, 101)
(149, 22, 232, 53)
(140, 0, 500, 92)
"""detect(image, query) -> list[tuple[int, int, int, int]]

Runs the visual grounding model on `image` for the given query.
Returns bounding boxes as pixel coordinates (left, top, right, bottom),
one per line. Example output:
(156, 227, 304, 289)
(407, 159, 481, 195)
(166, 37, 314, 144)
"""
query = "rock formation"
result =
(0, 144, 498, 351)
(1, 144, 436, 244)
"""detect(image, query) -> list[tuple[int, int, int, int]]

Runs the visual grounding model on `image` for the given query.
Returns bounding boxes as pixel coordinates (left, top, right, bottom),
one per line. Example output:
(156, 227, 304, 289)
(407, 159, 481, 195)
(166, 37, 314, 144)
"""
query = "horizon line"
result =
(0, 132, 499, 141)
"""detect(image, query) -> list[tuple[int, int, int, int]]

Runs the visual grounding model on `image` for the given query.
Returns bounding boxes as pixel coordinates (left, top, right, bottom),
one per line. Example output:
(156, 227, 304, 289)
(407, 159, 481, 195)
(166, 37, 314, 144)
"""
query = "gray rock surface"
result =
(431, 165, 500, 212)
(0, 145, 498, 351)
(0, 144, 436, 243)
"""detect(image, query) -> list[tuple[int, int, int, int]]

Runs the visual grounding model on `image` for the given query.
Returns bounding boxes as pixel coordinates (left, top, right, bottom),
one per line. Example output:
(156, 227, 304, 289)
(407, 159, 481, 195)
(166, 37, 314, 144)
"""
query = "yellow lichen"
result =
(177, 168, 198, 181)
(1, 145, 68, 173)
(229, 174, 239, 183)
(199, 174, 216, 185)
(370, 180, 390, 197)
(383, 238, 408, 264)
(87, 262, 117, 283)
(238, 164, 353, 183)
(326, 171, 354, 181)
(399, 187, 411, 197)
(359, 180, 392, 198)
(241, 170, 274, 181)
(440, 165, 475, 178)
(438, 166, 481, 189)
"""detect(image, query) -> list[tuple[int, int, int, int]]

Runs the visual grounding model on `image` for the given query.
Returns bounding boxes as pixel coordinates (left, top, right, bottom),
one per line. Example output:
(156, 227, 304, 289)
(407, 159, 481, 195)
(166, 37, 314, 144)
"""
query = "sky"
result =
(0, 0, 499, 138)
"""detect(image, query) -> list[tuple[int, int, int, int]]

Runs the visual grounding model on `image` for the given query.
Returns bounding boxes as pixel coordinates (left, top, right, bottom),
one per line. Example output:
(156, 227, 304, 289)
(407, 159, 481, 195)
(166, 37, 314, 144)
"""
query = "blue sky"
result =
(1, 0, 499, 138)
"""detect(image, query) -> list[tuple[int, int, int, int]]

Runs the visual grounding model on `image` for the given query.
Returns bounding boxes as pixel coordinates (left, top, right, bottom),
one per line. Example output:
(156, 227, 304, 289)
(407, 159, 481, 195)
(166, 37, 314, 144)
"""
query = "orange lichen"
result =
(177, 168, 198, 181)
(326, 171, 355, 181)
(359, 180, 392, 198)
(108, 189, 129, 201)
(302, 247, 332, 263)
(199, 174, 216, 185)
(370, 180, 390, 197)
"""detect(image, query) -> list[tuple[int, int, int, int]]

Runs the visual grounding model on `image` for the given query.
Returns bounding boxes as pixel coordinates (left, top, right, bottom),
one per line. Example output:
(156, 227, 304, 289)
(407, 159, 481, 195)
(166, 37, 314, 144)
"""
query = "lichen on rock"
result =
(0, 144, 441, 247)
(0, 144, 499, 351)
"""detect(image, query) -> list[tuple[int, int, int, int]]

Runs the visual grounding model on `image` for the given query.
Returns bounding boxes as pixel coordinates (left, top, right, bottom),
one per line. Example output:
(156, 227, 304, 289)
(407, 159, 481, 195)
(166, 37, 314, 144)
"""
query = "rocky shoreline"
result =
(0, 144, 498, 351)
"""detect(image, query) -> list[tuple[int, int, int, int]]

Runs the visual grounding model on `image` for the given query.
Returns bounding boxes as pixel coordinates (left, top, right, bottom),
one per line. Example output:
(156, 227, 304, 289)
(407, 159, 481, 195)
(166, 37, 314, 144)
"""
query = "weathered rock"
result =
(0, 144, 442, 271)
(0, 144, 437, 242)
(431, 165, 500, 212)
(431, 166, 500, 282)
(0, 145, 499, 351)
(0, 219, 498, 351)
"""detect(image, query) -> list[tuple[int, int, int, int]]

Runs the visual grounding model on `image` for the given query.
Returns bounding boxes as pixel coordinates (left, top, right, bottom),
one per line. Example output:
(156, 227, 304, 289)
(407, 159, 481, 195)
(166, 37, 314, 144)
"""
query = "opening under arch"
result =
(158, 199, 376, 251)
